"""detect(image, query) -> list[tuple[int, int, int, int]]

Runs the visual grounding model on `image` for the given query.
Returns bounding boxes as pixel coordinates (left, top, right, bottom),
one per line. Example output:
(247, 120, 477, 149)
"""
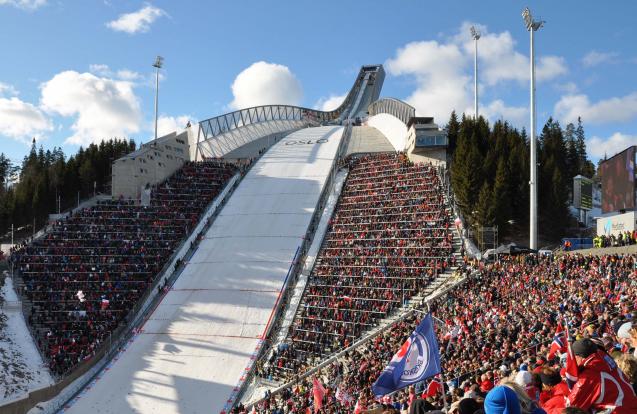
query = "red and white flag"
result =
(548, 322, 567, 359)
(353, 399, 365, 414)
(564, 320, 578, 389)
(312, 376, 326, 413)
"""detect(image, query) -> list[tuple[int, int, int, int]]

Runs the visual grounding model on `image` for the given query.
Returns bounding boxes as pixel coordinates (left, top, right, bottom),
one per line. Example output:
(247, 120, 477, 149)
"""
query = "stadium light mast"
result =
(522, 7, 544, 250)
(152, 55, 164, 142)
(470, 26, 481, 119)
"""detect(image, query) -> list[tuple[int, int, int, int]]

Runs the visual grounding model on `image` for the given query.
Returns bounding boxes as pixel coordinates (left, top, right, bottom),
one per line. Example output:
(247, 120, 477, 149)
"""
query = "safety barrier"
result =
(368, 97, 415, 125)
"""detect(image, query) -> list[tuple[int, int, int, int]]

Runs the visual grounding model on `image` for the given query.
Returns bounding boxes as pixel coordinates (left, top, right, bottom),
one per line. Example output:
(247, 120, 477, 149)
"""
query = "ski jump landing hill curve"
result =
(62, 126, 344, 414)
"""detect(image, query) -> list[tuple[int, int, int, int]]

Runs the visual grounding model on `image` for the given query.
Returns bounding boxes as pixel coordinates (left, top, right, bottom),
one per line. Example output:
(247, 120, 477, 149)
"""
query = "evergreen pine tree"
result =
(475, 182, 495, 227)
(493, 157, 511, 234)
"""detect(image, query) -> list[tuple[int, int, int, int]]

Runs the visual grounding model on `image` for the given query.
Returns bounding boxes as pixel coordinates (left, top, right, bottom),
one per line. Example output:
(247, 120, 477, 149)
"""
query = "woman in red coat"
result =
(538, 367, 569, 414)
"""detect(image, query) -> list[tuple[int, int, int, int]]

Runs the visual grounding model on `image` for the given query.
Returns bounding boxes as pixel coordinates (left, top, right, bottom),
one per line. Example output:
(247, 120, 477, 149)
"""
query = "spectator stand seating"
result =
(10, 160, 237, 377)
(260, 152, 455, 382)
(247, 253, 637, 414)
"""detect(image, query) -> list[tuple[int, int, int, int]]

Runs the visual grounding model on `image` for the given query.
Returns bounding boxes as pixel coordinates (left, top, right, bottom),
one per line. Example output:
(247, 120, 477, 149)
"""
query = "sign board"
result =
(573, 175, 593, 210)
(596, 211, 637, 237)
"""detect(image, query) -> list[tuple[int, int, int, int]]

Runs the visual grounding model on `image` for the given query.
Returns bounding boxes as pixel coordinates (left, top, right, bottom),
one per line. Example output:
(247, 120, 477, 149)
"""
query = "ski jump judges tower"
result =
(8, 64, 448, 414)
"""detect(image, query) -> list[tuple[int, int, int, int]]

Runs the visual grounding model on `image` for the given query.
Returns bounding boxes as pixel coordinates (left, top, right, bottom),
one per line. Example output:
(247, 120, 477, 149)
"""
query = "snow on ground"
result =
(0, 273, 53, 404)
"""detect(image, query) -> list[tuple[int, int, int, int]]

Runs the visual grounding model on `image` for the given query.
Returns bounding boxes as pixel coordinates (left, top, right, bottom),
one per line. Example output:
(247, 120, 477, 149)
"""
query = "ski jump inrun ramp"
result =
(64, 125, 344, 414)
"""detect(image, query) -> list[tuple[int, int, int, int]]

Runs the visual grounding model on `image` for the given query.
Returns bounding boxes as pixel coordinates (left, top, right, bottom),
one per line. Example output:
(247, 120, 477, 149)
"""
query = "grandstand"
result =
(2, 61, 635, 414)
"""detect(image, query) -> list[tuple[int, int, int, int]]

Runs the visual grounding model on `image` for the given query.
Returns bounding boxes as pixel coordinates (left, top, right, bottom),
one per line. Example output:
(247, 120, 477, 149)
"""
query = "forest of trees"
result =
(0, 139, 135, 240)
(447, 112, 596, 243)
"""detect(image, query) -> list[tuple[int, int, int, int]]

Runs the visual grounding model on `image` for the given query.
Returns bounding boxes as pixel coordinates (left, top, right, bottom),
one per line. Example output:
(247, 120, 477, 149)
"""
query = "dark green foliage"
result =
(0, 138, 135, 238)
(446, 113, 596, 242)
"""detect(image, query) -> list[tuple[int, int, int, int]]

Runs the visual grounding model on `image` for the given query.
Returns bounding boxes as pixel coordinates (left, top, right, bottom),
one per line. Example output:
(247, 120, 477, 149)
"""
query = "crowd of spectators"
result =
(259, 153, 453, 380)
(10, 160, 237, 376)
(246, 253, 637, 414)
(593, 231, 637, 248)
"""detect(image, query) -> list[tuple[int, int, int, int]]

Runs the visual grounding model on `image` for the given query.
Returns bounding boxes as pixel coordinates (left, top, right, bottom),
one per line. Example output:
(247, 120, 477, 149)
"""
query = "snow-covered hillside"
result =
(0, 273, 53, 404)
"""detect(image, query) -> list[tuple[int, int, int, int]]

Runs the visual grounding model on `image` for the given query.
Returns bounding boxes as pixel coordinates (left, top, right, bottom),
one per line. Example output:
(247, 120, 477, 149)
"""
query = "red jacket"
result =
(568, 351, 637, 413)
(540, 382, 569, 414)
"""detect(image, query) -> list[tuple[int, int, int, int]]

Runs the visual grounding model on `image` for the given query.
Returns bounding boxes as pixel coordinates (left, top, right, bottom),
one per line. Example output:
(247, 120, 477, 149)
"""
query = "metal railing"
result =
(246, 266, 477, 410)
(196, 65, 384, 159)
(368, 97, 415, 125)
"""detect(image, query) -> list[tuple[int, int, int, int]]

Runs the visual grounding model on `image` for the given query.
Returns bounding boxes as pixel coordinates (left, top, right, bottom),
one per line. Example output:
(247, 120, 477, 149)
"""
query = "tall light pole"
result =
(470, 26, 481, 119)
(522, 7, 544, 250)
(152, 55, 164, 142)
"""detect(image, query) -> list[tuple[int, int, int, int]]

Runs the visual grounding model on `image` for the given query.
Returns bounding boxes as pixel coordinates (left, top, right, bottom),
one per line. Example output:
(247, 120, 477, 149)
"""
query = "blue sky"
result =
(0, 0, 635, 164)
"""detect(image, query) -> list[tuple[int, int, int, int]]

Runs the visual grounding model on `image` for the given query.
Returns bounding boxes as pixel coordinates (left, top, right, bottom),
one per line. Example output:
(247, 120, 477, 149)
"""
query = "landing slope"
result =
(64, 126, 343, 414)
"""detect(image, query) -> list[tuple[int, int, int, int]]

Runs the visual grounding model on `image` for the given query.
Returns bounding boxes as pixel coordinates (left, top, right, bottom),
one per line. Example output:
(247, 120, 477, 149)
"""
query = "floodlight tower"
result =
(152, 55, 164, 142)
(522, 7, 544, 250)
(470, 26, 481, 119)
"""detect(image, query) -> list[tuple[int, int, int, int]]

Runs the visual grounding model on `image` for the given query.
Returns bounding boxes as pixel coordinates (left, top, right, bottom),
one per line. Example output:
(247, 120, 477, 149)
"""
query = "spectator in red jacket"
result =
(567, 339, 637, 413)
(538, 367, 568, 414)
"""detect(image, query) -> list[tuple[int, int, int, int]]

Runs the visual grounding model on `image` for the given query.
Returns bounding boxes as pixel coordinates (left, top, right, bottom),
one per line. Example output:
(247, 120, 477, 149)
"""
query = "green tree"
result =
(475, 182, 495, 227)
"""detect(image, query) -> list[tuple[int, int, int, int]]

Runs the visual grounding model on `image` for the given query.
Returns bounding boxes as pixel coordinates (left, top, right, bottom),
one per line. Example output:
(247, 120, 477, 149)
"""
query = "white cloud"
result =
(385, 21, 567, 123)
(40, 71, 142, 146)
(90, 64, 144, 82)
(555, 82, 578, 94)
(386, 40, 470, 122)
(455, 22, 567, 86)
(554, 92, 637, 124)
(315, 93, 346, 111)
(116, 69, 142, 81)
(157, 115, 192, 136)
(0, 0, 46, 10)
(106, 4, 166, 34)
(0, 82, 19, 96)
(582, 50, 619, 67)
(229, 61, 303, 110)
(0, 97, 52, 143)
(587, 133, 636, 160)
(536, 56, 569, 81)
(481, 100, 527, 127)
(89, 64, 111, 77)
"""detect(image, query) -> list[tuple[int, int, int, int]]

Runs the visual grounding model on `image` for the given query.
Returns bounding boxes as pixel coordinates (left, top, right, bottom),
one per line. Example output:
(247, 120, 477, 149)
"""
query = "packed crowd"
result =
(593, 231, 637, 248)
(246, 253, 637, 414)
(10, 160, 237, 376)
(260, 153, 454, 379)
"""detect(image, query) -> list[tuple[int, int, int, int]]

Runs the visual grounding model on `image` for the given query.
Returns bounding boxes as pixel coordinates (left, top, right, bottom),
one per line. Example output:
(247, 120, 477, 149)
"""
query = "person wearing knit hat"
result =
(484, 386, 521, 414)
(514, 371, 540, 403)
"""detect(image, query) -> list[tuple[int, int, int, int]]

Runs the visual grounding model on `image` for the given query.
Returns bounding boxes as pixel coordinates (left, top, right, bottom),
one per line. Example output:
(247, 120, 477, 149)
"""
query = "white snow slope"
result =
(0, 274, 53, 404)
(62, 126, 344, 414)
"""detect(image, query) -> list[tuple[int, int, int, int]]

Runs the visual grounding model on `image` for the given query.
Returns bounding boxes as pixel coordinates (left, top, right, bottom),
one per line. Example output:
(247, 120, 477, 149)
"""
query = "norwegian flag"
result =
(548, 323, 567, 359)
(312, 376, 326, 413)
(564, 321, 579, 389)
